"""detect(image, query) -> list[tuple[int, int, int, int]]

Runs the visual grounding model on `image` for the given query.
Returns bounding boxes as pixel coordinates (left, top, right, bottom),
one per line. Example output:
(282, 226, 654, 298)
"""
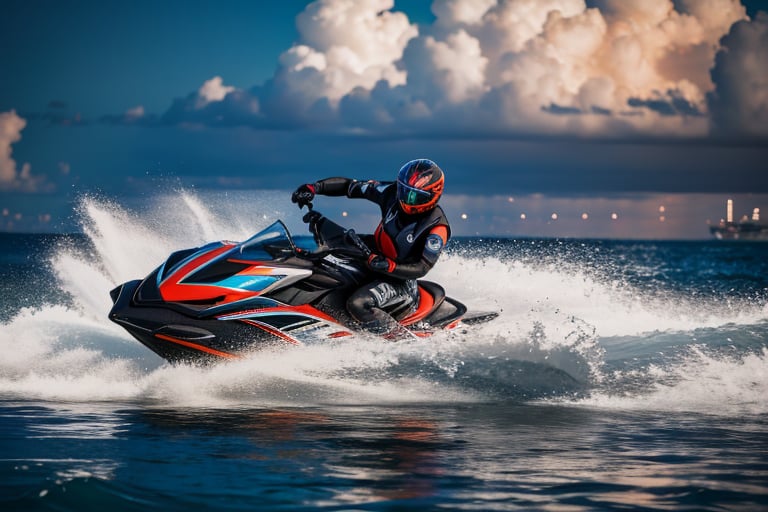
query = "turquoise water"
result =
(1, 196, 767, 510)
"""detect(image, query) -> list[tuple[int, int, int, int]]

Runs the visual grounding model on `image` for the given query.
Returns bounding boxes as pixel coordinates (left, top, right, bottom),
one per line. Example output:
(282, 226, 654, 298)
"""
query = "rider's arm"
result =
(368, 225, 449, 280)
(314, 177, 389, 203)
(313, 177, 354, 196)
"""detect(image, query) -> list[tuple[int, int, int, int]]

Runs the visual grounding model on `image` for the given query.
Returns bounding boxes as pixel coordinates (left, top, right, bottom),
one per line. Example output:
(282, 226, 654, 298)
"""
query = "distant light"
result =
(659, 216, 666, 222)
(581, 213, 589, 220)
(461, 213, 468, 220)
(1, 208, 7, 216)
(507, 197, 515, 203)
(659, 205, 666, 213)
(520, 213, 527, 220)
(611, 212, 618, 220)
(551, 213, 558, 221)
(342, 211, 348, 217)
(753, 208, 760, 221)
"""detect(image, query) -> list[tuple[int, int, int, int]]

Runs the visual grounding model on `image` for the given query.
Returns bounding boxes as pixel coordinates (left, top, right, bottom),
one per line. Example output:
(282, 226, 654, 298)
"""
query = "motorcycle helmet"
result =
(396, 159, 444, 215)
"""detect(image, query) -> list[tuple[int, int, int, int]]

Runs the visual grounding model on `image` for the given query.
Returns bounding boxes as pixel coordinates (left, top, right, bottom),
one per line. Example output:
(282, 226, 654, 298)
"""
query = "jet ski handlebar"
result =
(344, 229, 372, 259)
(300, 204, 371, 260)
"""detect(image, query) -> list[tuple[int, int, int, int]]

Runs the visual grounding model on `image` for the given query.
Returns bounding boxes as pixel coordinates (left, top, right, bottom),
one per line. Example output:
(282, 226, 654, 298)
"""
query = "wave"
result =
(571, 346, 768, 416)
(0, 191, 765, 414)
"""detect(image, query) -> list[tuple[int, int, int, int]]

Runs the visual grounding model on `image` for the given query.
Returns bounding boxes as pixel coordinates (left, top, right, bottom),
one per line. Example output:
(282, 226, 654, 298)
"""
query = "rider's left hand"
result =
(292, 184, 315, 208)
(367, 254, 395, 273)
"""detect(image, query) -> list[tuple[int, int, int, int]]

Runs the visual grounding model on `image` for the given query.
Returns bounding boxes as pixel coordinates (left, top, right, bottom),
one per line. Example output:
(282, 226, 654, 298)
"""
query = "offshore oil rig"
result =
(709, 199, 768, 240)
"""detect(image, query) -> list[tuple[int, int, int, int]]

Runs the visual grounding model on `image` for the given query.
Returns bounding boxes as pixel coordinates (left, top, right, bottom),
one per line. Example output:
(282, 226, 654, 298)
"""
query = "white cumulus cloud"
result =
(161, 0, 764, 139)
(196, 76, 236, 108)
(286, 0, 417, 103)
(0, 110, 28, 188)
(0, 110, 50, 192)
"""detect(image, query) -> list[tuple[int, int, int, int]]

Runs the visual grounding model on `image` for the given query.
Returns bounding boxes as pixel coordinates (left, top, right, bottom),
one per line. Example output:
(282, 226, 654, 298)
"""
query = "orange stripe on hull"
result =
(241, 319, 300, 345)
(154, 333, 241, 360)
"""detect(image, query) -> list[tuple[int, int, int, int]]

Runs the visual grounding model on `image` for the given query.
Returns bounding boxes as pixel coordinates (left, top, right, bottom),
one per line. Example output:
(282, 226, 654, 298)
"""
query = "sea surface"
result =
(1, 194, 767, 511)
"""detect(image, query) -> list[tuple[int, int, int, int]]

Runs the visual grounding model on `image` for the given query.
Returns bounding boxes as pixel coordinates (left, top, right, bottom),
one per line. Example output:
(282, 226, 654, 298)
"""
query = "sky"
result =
(1, 0, 767, 238)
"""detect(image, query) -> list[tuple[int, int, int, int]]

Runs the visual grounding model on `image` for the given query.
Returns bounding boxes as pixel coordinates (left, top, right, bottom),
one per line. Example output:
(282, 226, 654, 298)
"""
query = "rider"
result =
(291, 159, 450, 337)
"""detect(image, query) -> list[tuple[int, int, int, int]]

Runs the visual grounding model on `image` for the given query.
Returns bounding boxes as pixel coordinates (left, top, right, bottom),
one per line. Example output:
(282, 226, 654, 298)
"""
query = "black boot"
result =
(360, 312, 416, 341)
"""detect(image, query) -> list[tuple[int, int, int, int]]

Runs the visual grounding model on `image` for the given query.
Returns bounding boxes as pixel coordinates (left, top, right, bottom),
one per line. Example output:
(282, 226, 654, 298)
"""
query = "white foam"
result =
(572, 347, 768, 416)
(1, 191, 765, 410)
(431, 252, 767, 339)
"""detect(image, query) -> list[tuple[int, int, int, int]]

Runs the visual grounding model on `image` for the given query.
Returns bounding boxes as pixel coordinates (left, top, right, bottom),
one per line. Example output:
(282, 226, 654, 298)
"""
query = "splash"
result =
(0, 191, 765, 412)
(572, 346, 768, 416)
(432, 248, 767, 340)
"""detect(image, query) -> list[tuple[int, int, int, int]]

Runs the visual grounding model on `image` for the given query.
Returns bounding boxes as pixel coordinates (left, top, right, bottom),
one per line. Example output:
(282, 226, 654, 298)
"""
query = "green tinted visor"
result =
(397, 181, 434, 206)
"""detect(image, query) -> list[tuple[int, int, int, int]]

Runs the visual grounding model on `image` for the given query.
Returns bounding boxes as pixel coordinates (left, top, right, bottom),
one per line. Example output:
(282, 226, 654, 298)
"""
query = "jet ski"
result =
(108, 207, 498, 364)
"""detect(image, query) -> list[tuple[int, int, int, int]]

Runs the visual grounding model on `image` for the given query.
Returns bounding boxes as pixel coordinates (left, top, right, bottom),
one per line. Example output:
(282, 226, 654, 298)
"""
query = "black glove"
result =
(291, 184, 315, 208)
(302, 209, 323, 227)
(302, 210, 323, 245)
(367, 254, 395, 273)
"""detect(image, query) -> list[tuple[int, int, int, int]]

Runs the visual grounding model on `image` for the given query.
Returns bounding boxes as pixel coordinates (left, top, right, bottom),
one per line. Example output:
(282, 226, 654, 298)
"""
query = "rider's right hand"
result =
(302, 209, 322, 226)
(291, 184, 316, 208)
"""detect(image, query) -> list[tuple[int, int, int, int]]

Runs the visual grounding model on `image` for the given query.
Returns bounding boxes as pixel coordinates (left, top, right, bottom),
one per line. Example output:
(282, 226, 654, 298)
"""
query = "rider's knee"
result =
(347, 289, 377, 322)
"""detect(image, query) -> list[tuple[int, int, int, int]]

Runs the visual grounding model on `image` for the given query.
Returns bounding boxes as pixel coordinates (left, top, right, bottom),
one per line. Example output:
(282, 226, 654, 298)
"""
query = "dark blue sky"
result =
(1, 0, 766, 237)
(2, 1, 305, 115)
(1, 0, 435, 116)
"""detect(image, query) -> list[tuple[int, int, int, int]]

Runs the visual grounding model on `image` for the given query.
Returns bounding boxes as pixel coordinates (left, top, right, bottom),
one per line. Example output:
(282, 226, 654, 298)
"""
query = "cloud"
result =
(196, 77, 236, 108)
(125, 105, 146, 120)
(101, 104, 158, 125)
(0, 110, 28, 187)
(0, 110, 51, 192)
(161, 76, 260, 127)
(708, 11, 768, 137)
(25, 103, 87, 126)
(159, 0, 762, 139)
(286, 0, 417, 104)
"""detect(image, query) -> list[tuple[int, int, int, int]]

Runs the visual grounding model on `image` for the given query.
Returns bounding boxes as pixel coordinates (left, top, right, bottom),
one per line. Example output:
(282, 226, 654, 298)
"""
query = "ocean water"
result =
(1, 194, 767, 511)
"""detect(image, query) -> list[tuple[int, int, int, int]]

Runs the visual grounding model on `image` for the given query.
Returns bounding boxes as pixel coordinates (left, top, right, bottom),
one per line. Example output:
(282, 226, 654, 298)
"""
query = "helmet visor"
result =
(397, 180, 434, 206)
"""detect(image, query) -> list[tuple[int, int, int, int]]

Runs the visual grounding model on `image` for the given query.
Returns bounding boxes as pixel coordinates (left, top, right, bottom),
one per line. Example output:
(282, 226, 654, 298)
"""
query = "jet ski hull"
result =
(108, 216, 496, 364)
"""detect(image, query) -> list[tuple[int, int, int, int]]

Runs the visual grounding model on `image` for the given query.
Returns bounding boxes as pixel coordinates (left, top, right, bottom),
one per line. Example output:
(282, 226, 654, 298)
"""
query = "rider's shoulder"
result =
(431, 204, 449, 221)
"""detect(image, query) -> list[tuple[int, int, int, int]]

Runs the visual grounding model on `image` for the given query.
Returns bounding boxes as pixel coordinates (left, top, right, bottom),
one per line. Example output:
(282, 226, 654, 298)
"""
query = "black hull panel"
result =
(109, 281, 286, 364)
(110, 279, 485, 365)
(106, 217, 498, 365)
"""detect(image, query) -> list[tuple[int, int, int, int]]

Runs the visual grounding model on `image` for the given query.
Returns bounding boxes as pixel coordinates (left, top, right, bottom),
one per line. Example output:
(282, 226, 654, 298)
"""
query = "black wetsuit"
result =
(312, 177, 451, 333)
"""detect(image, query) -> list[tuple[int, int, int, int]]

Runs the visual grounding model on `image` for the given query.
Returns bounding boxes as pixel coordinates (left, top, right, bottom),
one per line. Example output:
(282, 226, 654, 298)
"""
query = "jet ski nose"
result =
(109, 284, 124, 304)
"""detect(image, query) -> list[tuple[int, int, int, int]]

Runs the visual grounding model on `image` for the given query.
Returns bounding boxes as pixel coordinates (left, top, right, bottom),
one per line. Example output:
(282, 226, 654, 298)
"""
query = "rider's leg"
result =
(347, 280, 418, 338)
